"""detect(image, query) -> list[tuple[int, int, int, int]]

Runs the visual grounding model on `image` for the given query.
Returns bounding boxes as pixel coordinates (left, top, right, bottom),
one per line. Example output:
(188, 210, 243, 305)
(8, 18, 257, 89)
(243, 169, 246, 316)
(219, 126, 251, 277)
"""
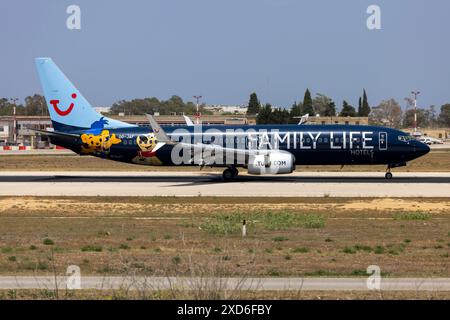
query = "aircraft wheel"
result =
(385, 172, 393, 180)
(222, 168, 236, 181)
(232, 167, 239, 176)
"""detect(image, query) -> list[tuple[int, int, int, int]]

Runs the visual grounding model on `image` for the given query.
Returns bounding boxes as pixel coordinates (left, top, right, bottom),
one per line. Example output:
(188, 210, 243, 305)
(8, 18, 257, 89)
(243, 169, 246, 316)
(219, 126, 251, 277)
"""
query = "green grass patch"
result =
(200, 211, 325, 235)
(1, 247, 13, 254)
(292, 247, 309, 253)
(354, 244, 372, 252)
(342, 247, 357, 254)
(374, 246, 385, 254)
(304, 270, 339, 277)
(267, 268, 281, 276)
(171, 256, 181, 265)
(81, 245, 103, 252)
(42, 238, 54, 245)
(394, 212, 430, 221)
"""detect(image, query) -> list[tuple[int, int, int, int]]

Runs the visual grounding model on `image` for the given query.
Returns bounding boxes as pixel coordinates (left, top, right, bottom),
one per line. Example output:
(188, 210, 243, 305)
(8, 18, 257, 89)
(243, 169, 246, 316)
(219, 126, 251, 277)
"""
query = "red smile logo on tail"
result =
(50, 93, 77, 116)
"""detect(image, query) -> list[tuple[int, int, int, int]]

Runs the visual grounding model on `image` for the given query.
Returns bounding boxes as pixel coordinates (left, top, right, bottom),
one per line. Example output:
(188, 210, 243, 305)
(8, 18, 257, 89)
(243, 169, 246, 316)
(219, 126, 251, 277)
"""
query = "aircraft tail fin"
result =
(35, 57, 135, 132)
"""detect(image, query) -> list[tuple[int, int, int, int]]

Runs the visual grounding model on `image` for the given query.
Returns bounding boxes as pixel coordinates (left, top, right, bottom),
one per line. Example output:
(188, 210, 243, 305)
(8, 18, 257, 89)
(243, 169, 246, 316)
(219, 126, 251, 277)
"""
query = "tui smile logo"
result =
(50, 93, 77, 116)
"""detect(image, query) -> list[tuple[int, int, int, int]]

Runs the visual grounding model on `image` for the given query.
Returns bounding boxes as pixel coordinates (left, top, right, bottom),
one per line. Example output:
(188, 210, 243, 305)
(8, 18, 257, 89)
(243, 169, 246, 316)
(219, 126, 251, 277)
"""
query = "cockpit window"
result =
(398, 135, 414, 142)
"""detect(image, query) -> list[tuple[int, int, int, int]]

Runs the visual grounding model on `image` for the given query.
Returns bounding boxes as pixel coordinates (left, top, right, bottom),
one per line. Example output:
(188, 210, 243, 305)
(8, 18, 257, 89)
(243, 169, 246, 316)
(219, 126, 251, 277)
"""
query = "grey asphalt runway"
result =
(0, 171, 449, 197)
(1, 276, 450, 291)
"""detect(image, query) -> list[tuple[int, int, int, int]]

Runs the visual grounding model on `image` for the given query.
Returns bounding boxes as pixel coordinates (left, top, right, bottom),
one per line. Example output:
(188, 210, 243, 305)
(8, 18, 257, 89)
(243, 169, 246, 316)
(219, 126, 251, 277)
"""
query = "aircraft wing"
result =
(32, 129, 80, 138)
(145, 114, 288, 158)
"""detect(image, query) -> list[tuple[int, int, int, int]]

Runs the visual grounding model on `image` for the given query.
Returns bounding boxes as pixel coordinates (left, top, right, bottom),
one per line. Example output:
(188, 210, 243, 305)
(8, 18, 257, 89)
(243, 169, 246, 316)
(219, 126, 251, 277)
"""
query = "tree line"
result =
(108, 95, 213, 116)
(0, 95, 212, 117)
(247, 89, 370, 124)
(1, 92, 450, 129)
(0, 95, 48, 116)
(247, 89, 450, 129)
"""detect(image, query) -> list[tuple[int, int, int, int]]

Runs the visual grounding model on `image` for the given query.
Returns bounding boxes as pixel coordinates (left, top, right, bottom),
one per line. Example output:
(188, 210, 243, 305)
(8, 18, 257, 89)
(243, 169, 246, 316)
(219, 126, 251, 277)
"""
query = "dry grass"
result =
(0, 196, 449, 278)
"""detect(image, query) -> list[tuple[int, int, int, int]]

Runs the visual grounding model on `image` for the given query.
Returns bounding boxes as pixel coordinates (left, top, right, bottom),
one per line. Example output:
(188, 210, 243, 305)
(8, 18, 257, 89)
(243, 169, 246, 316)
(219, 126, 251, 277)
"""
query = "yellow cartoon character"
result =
(133, 133, 163, 165)
(80, 130, 121, 154)
(137, 134, 157, 156)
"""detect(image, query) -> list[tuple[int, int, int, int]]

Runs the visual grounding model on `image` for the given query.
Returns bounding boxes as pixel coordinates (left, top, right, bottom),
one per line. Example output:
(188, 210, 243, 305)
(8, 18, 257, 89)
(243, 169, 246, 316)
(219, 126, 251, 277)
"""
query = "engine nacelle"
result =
(247, 152, 295, 175)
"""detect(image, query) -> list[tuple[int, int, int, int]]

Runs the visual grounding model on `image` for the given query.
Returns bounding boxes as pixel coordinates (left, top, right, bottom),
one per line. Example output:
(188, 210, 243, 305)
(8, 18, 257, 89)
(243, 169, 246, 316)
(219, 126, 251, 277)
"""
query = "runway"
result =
(0, 171, 449, 197)
(1, 276, 450, 291)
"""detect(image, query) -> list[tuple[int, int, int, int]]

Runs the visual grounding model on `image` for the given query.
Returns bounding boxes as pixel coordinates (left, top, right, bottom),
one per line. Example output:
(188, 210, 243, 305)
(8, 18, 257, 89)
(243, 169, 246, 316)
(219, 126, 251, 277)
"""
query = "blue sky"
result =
(1, 0, 449, 110)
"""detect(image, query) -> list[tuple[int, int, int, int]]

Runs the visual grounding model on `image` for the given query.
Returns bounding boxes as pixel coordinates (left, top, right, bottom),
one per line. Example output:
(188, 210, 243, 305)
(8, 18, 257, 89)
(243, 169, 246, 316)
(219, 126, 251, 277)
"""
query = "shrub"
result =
(267, 268, 280, 276)
(42, 238, 54, 245)
(292, 247, 309, 253)
(342, 247, 357, 254)
(374, 246, 385, 254)
(81, 245, 103, 252)
(171, 256, 181, 265)
(354, 244, 372, 252)
(272, 236, 289, 242)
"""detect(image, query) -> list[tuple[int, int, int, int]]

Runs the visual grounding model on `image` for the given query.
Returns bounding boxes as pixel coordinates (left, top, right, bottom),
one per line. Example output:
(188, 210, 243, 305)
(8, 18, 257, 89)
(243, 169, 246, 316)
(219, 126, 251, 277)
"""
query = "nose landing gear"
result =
(385, 166, 393, 180)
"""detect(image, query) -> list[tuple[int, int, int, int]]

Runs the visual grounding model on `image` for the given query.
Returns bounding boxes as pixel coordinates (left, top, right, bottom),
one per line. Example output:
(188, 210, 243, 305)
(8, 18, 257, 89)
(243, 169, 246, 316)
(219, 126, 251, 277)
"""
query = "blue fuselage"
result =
(51, 124, 430, 167)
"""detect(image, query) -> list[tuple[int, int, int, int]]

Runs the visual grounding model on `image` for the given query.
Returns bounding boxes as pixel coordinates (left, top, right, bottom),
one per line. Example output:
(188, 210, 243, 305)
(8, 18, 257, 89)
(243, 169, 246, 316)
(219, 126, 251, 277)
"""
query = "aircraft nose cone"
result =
(417, 141, 430, 156)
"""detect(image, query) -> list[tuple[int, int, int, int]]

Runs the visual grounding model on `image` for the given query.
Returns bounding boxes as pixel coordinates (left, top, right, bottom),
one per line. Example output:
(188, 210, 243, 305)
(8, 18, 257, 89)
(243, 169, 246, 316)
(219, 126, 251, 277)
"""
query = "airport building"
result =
(203, 104, 248, 115)
(0, 116, 52, 147)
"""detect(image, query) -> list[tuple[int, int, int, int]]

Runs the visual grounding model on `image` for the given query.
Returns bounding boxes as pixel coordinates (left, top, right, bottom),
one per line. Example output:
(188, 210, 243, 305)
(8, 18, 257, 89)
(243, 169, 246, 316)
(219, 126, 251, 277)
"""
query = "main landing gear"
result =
(222, 167, 239, 181)
(385, 166, 393, 180)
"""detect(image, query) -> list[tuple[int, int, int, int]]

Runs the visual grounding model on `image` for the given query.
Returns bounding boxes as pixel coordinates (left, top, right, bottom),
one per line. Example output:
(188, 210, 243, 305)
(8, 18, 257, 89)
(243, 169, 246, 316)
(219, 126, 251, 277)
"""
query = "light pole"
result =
(193, 95, 202, 125)
(411, 91, 420, 133)
(10, 98, 18, 144)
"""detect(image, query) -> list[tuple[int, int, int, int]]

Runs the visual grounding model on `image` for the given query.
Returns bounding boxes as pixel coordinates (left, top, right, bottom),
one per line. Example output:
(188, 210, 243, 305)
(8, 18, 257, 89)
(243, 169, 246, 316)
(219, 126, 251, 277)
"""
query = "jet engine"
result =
(247, 151, 295, 175)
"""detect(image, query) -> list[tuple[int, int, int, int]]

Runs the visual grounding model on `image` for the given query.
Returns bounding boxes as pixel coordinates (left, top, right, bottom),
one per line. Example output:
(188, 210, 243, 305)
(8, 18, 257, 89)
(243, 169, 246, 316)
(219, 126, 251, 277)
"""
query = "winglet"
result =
(298, 114, 309, 125)
(145, 114, 171, 143)
(183, 115, 194, 126)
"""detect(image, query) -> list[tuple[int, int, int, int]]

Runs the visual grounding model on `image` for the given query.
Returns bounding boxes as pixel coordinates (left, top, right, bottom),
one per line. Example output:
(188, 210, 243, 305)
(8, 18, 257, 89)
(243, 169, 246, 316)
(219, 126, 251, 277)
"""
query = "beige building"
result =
(0, 116, 51, 147)
(305, 116, 369, 125)
(109, 114, 254, 125)
(403, 127, 450, 140)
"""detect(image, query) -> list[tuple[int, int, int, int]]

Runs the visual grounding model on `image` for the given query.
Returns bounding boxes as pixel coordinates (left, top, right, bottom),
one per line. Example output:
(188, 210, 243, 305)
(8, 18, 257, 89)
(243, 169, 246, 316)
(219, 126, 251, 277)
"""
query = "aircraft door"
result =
(379, 132, 388, 150)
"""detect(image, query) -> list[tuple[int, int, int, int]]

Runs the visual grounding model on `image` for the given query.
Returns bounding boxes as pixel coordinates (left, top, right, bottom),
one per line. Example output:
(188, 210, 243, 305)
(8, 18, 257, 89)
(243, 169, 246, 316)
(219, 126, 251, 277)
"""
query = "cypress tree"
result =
(302, 88, 314, 116)
(246, 92, 261, 115)
(358, 97, 362, 116)
(360, 89, 371, 116)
